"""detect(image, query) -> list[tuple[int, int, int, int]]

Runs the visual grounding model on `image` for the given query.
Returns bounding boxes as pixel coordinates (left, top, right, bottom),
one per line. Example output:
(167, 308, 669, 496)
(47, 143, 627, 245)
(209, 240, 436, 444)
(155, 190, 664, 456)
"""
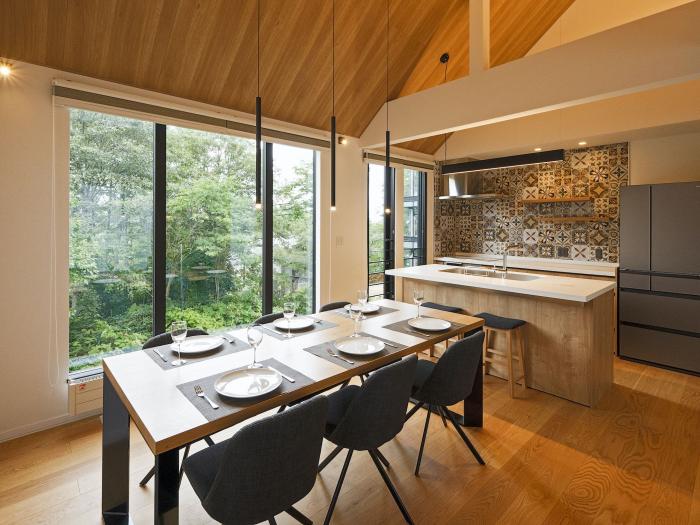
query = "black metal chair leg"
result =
(286, 505, 313, 525)
(318, 444, 343, 473)
(415, 406, 431, 476)
(360, 375, 365, 384)
(323, 449, 353, 525)
(178, 444, 191, 487)
(375, 448, 390, 469)
(277, 405, 287, 413)
(443, 406, 485, 465)
(369, 450, 415, 525)
(139, 466, 155, 487)
(438, 406, 448, 427)
(405, 400, 424, 422)
(204, 436, 215, 446)
(268, 517, 277, 525)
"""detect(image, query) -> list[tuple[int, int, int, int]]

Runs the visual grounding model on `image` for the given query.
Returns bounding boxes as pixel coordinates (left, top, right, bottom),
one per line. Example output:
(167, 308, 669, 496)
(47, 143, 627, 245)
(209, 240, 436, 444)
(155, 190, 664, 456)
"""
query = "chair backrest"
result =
(202, 396, 328, 524)
(142, 328, 208, 349)
(415, 330, 484, 406)
(329, 355, 417, 451)
(253, 312, 283, 325)
(422, 301, 464, 314)
(319, 301, 350, 312)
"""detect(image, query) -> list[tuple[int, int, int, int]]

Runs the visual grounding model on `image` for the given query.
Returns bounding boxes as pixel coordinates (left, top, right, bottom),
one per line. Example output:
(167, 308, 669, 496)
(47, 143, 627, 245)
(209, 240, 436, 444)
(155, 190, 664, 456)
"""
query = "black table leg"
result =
(102, 375, 131, 524)
(457, 350, 483, 427)
(155, 448, 180, 524)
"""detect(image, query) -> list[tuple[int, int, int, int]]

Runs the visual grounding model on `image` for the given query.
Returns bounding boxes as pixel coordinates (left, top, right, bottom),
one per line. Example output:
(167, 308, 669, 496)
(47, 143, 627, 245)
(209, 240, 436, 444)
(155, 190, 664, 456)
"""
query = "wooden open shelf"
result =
(536, 215, 608, 223)
(520, 196, 592, 204)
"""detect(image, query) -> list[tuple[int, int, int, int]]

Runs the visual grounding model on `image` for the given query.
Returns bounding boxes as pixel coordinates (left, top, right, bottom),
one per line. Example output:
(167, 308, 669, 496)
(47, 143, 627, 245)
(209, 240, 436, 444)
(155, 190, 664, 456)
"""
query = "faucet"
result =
(502, 244, 522, 272)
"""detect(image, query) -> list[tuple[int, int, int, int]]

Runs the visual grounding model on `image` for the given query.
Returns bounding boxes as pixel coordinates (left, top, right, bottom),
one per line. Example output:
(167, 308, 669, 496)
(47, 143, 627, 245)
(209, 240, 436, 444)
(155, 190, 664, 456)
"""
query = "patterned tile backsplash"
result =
(433, 143, 628, 263)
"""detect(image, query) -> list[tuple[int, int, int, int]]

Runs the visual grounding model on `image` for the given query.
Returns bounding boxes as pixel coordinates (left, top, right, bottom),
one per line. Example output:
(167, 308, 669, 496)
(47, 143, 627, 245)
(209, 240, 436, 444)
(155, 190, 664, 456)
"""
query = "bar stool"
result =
(474, 312, 527, 398)
(421, 302, 463, 357)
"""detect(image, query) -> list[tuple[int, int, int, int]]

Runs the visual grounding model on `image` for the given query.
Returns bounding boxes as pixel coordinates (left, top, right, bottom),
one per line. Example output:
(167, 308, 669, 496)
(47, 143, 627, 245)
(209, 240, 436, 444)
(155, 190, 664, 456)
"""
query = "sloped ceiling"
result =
(0, 0, 573, 153)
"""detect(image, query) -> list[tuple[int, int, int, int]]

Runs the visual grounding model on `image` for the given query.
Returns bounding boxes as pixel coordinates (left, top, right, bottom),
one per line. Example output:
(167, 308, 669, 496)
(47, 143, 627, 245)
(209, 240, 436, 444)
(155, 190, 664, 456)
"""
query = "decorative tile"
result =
(571, 245, 589, 260)
(538, 245, 555, 258)
(556, 246, 571, 259)
(523, 229, 538, 245)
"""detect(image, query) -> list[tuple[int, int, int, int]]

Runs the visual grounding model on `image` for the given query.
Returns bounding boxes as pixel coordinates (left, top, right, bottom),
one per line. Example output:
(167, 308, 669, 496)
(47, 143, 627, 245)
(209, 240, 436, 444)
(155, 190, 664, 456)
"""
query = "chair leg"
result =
(269, 518, 277, 525)
(323, 449, 354, 525)
(318, 444, 343, 473)
(203, 436, 215, 446)
(415, 406, 431, 476)
(277, 405, 287, 413)
(443, 406, 485, 465)
(375, 448, 390, 469)
(286, 505, 313, 525)
(369, 450, 415, 525)
(139, 465, 155, 487)
(439, 406, 448, 427)
(178, 444, 191, 487)
(517, 328, 527, 391)
(482, 328, 490, 375)
(405, 400, 424, 422)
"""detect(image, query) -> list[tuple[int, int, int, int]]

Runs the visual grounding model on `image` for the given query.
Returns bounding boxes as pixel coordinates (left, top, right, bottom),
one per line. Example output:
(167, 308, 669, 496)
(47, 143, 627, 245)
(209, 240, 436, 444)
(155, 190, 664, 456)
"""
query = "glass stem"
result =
(253, 344, 257, 365)
(178, 342, 182, 363)
(417, 304, 421, 318)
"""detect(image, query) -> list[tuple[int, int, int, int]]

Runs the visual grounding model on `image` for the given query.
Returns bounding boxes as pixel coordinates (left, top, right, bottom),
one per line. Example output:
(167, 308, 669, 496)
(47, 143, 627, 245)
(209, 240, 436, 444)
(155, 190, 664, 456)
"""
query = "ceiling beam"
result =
(361, 1, 700, 148)
(469, 0, 489, 74)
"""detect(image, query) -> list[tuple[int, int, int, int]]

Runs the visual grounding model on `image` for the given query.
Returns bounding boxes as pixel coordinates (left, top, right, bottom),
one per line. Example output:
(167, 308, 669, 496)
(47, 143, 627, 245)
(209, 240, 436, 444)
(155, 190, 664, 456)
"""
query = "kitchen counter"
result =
(435, 254, 618, 277)
(387, 264, 615, 303)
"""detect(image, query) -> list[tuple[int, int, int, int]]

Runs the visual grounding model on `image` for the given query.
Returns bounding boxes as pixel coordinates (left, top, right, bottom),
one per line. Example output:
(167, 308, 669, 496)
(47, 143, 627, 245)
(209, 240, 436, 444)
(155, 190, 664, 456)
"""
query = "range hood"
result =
(438, 149, 565, 200)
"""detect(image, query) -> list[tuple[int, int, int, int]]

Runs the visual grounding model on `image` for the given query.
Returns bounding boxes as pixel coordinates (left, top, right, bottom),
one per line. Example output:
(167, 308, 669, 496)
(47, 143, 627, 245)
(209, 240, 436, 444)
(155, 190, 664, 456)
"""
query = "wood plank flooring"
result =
(1, 357, 699, 524)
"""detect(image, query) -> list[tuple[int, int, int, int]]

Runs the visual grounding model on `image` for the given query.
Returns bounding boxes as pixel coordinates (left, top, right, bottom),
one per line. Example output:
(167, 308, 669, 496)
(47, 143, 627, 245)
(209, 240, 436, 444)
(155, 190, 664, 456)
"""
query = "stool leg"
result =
(482, 329, 490, 375)
(506, 330, 515, 398)
(517, 327, 527, 391)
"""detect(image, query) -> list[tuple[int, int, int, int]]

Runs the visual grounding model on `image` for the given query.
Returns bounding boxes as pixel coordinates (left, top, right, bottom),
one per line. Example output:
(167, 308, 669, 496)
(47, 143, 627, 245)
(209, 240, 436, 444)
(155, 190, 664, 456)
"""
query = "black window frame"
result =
(367, 163, 396, 300)
(402, 169, 427, 267)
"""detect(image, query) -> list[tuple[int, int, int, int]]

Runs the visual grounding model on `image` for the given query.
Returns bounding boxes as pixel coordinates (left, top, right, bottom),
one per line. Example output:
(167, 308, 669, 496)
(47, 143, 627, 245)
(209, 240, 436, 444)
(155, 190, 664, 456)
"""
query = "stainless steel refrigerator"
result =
(619, 182, 700, 374)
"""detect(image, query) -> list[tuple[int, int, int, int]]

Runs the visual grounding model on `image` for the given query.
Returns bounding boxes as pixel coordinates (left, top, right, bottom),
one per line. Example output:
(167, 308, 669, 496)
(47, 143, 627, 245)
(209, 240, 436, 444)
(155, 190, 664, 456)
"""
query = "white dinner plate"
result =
(344, 303, 381, 314)
(272, 316, 315, 331)
(334, 336, 385, 356)
(407, 317, 452, 332)
(170, 335, 224, 355)
(214, 367, 283, 399)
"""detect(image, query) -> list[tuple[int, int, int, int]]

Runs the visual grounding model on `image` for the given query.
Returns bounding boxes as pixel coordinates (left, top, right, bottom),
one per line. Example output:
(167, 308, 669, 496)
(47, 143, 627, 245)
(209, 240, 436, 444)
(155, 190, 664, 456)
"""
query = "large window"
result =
(403, 169, 427, 267)
(367, 163, 395, 300)
(68, 109, 317, 373)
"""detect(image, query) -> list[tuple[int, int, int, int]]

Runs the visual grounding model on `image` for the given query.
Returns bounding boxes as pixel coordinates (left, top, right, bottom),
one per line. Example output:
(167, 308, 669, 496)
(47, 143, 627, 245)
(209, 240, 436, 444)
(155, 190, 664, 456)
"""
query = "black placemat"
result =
(177, 358, 315, 421)
(259, 318, 337, 340)
(144, 334, 250, 370)
(302, 332, 408, 370)
(381, 318, 467, 339)
(330, 305, 399, 319)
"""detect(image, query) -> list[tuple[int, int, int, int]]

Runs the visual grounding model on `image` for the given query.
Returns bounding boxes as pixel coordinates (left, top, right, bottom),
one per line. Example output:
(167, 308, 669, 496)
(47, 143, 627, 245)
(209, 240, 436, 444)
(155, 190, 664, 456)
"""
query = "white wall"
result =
(630, 131, 700, 185)
(0, 60, 373, 441)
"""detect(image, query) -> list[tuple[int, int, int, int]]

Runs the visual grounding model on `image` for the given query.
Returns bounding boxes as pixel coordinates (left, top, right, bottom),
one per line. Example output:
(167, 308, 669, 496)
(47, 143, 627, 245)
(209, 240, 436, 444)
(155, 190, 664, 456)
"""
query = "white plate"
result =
(214, 367, 283, 399)
(344, 303, 380, 313)
(334, 336, 385, 356)
(407, 317, 452, 332)
(272, 316, 315, 331)
(170, 335, 224, 355)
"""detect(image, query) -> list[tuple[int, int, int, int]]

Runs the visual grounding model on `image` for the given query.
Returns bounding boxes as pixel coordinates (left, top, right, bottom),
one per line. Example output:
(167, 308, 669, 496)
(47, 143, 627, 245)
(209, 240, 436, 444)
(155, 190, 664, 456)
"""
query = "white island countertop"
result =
(386, 264, 616, 303)
(435, 254, 618, 277)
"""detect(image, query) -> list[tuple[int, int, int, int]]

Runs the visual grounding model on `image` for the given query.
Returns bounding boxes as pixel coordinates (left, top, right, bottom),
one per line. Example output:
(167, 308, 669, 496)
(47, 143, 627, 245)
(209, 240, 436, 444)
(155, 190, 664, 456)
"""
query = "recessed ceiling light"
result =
(534, 147, 542, 152)
(338, 136, 348, 145)
(0, 64, 12, 78)
(578, 141, 587, 146)
(330, 205, 336, 212)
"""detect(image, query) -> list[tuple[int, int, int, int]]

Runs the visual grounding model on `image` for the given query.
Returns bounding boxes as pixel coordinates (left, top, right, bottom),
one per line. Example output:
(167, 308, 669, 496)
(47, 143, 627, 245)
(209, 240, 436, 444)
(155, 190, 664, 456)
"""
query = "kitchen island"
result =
(386, 264, 617, 407)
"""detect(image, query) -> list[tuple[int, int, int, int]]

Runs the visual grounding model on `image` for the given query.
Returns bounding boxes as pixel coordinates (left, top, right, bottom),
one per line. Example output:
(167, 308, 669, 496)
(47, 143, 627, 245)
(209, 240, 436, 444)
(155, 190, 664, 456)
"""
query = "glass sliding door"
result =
(367, 163, 395, 300)
(68, 109, 154, 372)
(165, 125, 262, 331)
(403, 169, 427, 267)
(272, 143, 316, 314)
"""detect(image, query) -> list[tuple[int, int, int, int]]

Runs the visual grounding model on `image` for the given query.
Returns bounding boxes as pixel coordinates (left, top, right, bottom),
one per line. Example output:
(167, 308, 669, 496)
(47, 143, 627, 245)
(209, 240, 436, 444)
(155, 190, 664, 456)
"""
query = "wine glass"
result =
(283, 302, 295, 339)
(170, 320, 187, 367)
(349, 305, 362, 338)
(413, 289, 425, 319)
(247, 325, 264, 368)
(357, 289, 368, 319)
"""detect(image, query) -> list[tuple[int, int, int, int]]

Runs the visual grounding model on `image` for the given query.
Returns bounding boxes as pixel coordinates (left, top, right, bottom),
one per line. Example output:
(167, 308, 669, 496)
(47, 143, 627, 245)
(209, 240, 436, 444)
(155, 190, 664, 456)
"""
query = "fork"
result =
(153, 348, 167, 362)
(194, 385, 219, 409)
(326, 348, 354, 365)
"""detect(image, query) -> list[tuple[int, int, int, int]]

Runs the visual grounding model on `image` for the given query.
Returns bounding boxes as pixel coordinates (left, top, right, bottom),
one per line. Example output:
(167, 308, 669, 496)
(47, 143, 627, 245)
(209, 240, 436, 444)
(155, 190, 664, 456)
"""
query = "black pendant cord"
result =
(255, 0, 262, 209)
(441, 52, 449, 164)
(330, 0, 336, 210)
(384, 0, 390, 213)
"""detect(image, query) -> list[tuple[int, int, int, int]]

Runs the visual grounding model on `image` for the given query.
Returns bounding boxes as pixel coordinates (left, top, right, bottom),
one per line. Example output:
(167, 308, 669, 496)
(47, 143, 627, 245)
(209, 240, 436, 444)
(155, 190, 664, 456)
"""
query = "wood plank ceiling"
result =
(0, 0, 574, 155)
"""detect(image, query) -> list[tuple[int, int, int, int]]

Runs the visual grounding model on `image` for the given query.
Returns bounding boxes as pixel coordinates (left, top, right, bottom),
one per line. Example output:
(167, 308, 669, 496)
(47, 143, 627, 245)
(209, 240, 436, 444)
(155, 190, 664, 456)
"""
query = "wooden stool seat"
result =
(475, 312, 527, 398)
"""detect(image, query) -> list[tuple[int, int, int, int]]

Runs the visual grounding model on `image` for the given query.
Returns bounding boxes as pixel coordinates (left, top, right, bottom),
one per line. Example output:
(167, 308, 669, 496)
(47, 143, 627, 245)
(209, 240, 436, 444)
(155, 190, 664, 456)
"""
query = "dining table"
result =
(101, 299, 484, 524)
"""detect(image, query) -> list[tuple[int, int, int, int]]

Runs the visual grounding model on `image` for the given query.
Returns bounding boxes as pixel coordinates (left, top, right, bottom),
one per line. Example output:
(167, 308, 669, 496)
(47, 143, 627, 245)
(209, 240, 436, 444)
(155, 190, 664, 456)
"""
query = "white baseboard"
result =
(0, 409, 103, 444)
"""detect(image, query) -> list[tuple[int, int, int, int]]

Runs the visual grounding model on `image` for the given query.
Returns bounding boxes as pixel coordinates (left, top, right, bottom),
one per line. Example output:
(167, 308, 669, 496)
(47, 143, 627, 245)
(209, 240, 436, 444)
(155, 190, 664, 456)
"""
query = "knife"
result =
(268, 366, 295, 383)
(153, 348, 167, 362)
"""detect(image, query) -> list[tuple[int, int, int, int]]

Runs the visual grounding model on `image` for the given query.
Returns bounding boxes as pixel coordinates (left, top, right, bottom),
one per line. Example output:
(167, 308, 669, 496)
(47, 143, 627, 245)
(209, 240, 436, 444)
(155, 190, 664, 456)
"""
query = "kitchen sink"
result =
(499, 273, 540, 281)
(440, 267, 540, 281)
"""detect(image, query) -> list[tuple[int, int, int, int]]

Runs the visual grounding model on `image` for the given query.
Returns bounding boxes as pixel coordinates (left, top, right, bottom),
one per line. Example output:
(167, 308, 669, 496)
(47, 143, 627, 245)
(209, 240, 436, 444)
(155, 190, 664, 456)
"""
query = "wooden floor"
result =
(1, 357, 699, 524)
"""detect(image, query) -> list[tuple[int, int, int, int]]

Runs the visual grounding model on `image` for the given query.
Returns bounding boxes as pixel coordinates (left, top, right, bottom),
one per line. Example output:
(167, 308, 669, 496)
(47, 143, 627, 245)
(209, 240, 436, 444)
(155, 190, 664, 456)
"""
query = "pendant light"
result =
(384, 0, 391, 215)
(330, 0, 337, 211)
(255, 0, 262, 210)
(441, 52, 449, 165)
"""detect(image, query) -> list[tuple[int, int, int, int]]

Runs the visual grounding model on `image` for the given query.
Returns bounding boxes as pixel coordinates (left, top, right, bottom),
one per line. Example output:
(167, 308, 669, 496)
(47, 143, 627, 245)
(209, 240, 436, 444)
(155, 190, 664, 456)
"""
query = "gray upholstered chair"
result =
(318, 355, 418, 525)
(253, 312, 284, 325)
(406, 330, 486, 475)
(183, 396, 328, 525)
(318, 301, 350, 312)
(139, 329, 213, 487)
